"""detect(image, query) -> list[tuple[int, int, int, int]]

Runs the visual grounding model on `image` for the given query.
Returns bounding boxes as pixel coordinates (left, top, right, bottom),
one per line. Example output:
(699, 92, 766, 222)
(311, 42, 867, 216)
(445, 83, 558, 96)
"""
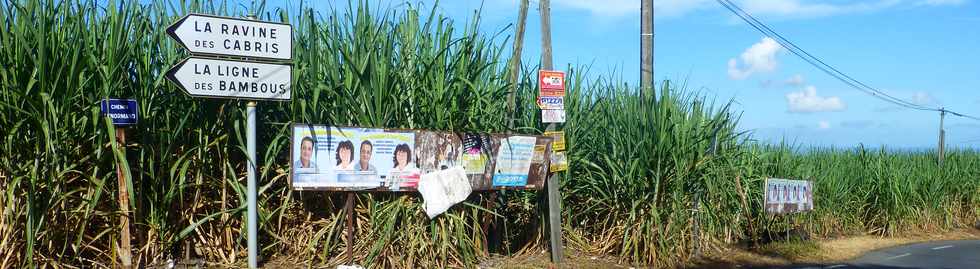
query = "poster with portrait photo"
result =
(358, 128, 418, 190)
(290, 125, 416, 190)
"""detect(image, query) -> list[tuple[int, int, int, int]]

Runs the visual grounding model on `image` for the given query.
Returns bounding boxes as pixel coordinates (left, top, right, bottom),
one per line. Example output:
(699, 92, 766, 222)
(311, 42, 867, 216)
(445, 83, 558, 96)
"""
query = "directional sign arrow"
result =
(166, 57, 292, 101)
(167, 14, 292, 60)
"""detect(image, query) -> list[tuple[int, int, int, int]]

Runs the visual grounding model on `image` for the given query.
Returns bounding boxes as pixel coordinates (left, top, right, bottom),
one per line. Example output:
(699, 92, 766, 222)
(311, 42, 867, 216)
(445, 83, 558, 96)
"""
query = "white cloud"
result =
(736, 0, 904, 18)
(557, 0, 964, 19)
(786, 86, 846, 113)
(728, 37, 782, 80)
(784, 74, 805, 86)
(841, 120, 876, 129)
(818, 120, 831, 129)
(549, 0, 713, 18)
(910, 91, 940, 106)
(918, 0, 967, 6)
(502, 0, 969, 19)
(556, 0, 641, 17)
(654, 0, 714, 17)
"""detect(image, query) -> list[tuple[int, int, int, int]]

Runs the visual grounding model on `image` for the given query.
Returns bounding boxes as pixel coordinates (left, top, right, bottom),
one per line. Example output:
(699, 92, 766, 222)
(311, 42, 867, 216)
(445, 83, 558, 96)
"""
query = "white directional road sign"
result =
(166, 57, 291, 100)
(167, 14, 292, 60)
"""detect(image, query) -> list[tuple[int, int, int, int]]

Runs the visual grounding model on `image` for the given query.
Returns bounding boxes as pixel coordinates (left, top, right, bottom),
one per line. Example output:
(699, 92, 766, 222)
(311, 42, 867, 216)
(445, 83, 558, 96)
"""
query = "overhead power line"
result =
(714, 0, 980, 121)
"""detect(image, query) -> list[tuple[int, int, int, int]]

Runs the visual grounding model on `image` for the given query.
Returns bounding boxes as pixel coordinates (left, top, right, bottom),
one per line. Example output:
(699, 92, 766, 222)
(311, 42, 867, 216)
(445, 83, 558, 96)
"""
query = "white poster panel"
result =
(492, 136, 537, 186)
(764, 178, 814, 215)
(291, 126, 417, 190)
(542, 109, 566, 123)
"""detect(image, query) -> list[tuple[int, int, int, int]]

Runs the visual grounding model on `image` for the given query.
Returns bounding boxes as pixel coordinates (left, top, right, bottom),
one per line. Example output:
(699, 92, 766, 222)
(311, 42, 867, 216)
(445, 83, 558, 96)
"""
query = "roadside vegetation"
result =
(0, 0, 976, 267)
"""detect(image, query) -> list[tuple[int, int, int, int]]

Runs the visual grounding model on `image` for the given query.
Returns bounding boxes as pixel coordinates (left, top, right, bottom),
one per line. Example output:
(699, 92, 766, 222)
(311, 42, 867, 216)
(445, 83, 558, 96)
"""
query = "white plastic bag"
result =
(417, 167, 471, 218)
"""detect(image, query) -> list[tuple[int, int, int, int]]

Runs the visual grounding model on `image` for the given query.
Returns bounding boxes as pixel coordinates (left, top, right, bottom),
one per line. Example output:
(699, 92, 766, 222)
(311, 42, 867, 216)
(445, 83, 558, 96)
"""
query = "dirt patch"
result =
(191, 229, 980, 268)
(485, 228, 980, 269)
(687, 228, 980, 269)
(479, 249, 634, 269)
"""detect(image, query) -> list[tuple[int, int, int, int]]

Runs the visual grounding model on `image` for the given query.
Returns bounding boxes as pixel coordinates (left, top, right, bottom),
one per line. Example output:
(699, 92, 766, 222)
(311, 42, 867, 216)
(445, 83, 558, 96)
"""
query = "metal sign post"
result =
(246, 101, 258, 268)
(165, 13, 292, 269)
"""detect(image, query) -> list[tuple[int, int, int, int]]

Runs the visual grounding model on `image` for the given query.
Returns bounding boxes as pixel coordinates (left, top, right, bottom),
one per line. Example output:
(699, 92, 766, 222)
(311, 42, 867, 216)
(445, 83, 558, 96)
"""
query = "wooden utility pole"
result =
(540, 0, 554, 70)
(939, 108, 946, 166)
(485, 0, 531, 254)
(539, 0, 564, 264)
(641, 0, 654, 98)
(508, 0, 530, 130)
(114, 127, 132, 268)
(346, 193, 355, 265)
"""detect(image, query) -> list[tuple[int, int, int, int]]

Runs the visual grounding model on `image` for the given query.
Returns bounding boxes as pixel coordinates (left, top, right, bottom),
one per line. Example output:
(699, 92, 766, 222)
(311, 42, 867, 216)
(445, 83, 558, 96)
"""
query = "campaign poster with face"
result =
(291, 125, 415, 190)
(357, 128, 418, 189)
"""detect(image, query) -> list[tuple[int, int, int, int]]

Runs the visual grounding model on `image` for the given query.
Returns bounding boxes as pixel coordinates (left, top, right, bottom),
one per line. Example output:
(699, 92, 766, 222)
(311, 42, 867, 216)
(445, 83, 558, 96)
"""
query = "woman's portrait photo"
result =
(335, 140, 355, 171)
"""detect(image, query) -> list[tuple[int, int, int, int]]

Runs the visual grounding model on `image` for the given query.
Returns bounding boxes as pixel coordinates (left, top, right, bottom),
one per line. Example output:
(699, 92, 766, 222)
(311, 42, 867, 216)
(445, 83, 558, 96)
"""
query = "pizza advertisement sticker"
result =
(537, 96, 565, 110)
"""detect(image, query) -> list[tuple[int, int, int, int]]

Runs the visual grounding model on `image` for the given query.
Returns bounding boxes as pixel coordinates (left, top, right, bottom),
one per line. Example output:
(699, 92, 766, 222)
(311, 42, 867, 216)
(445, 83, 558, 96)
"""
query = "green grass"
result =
(756, 239, 822, 260)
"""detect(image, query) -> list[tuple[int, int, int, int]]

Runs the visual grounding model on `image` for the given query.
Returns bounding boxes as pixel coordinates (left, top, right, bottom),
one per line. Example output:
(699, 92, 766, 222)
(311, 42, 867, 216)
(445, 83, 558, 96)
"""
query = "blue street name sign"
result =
(100, 99, 139, 126)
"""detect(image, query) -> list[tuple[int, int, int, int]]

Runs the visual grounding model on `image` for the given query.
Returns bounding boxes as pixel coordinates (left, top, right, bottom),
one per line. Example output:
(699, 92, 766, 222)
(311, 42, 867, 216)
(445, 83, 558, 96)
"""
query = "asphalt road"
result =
(788, 240, 980, 269)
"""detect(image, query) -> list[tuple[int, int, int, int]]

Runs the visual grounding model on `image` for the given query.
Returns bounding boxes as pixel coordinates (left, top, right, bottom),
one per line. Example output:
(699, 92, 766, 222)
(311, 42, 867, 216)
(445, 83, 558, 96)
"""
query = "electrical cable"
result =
(715, 0, 937, 112)
(715, 0, 980, 121)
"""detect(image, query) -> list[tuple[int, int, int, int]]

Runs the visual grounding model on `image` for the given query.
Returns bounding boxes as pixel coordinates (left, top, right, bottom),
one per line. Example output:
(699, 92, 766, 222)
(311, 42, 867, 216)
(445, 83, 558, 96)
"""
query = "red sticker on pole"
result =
(539, 70, 565, 97)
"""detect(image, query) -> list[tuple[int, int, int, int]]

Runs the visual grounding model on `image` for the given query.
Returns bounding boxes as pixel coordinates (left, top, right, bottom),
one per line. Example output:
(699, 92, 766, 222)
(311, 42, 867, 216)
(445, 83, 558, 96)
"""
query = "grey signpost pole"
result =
(244, 14, 260, 269)
(247, 101, 258, 268)
(163, 11, 291, 269)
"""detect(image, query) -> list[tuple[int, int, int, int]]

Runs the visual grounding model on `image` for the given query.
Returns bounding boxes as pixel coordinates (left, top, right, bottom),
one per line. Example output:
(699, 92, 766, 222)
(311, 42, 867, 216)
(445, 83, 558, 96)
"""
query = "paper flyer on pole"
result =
(544, 131, 565, 151)
(549, 151, 568, 172)
(542, 109, 566, 123)
(492, 136, 537, 186)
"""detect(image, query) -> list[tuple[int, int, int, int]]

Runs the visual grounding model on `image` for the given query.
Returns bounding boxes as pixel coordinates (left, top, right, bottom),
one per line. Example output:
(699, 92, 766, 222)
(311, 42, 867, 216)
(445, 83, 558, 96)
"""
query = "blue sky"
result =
(266, 0, 980, 149)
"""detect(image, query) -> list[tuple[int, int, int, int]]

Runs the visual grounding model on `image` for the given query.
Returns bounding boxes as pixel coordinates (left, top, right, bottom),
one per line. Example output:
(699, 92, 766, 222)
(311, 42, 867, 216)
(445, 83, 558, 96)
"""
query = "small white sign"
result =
(764, 178, 814, 215)
(167, 14, 292, 60)
(166, 57, 291, 100)
(542, 109, 566, 123)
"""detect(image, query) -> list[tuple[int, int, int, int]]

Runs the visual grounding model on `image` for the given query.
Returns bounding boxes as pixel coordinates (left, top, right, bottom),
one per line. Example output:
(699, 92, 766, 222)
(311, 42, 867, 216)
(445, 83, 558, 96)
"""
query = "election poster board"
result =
(764, 178, 814, 215)
(290, 126, 416, 189)
(290, 124, 553, 191)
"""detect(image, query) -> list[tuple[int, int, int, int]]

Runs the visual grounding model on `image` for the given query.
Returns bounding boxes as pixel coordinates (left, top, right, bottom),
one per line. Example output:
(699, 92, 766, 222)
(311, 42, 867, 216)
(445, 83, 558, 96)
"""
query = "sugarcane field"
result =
(1, 0, 979, 268)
